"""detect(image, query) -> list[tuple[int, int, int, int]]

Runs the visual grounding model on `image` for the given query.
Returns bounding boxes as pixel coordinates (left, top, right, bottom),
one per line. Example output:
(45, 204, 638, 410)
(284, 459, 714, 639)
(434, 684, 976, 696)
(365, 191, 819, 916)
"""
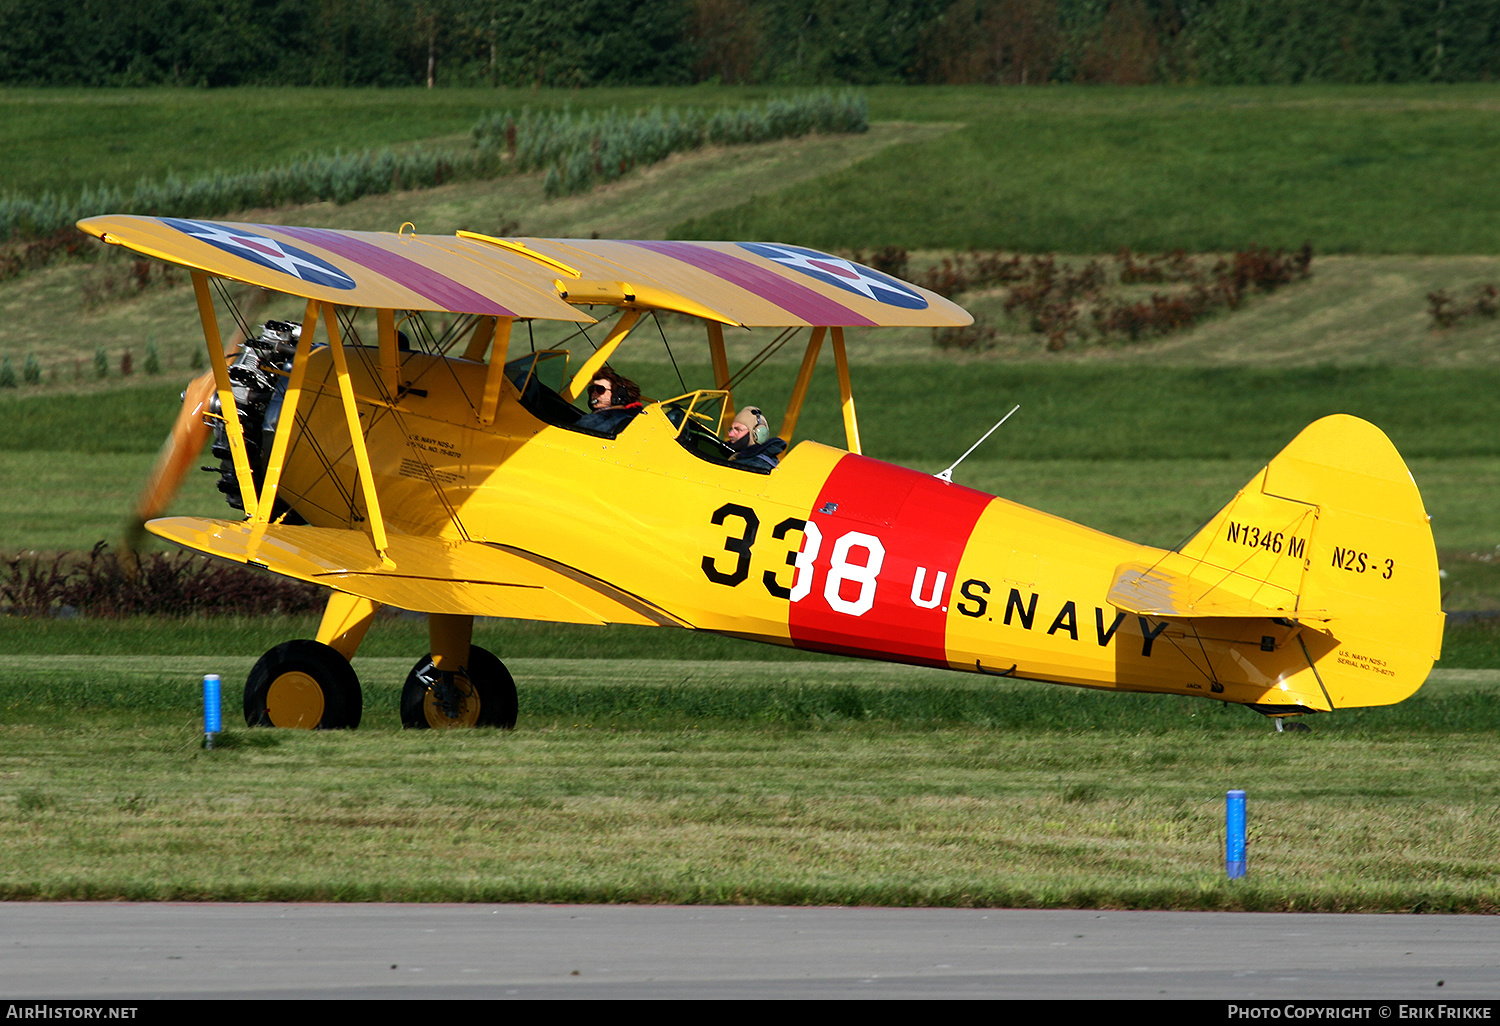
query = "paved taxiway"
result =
(3, 904, 1498, 999)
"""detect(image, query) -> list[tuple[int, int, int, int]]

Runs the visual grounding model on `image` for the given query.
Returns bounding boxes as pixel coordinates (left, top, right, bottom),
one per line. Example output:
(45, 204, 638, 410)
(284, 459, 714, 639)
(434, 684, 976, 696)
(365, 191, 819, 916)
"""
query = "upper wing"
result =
(77, 216, 971, 328)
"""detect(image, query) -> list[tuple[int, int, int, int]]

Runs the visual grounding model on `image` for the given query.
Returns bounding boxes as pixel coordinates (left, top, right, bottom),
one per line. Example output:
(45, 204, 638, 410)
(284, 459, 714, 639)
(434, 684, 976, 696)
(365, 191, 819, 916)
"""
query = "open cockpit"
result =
(503, 346, 785, 473)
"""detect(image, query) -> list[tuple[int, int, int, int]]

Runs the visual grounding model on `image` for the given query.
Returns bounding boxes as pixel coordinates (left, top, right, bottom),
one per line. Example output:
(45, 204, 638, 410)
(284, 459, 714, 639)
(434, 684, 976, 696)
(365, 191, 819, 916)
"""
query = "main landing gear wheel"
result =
(401, 645, 517, 730)
(244, 639, 363, 729)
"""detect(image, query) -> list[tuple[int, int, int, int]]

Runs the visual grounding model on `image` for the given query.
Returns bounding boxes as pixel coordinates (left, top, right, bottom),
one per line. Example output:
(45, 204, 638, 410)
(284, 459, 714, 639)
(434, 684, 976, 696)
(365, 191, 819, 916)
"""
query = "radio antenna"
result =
(935, 404, 1019, 483)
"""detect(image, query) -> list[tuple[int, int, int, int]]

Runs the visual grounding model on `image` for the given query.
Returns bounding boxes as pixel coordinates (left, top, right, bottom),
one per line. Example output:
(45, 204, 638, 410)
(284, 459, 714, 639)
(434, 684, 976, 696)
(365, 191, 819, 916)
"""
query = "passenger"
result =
(726, 406, 767, 452)
(573, 364, 645, 435)
(726, 405, 786, 470)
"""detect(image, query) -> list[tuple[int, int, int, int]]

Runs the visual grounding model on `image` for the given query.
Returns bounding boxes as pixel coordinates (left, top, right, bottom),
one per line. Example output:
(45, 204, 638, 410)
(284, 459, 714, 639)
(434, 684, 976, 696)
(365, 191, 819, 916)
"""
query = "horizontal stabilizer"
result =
(1107, 558, 1326, 621)
(147, 517, 686, 628)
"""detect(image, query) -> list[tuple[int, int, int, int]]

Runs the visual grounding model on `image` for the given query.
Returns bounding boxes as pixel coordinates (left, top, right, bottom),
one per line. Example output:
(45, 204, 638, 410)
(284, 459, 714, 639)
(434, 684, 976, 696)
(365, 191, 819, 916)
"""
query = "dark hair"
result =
(594, 364, 642, 406)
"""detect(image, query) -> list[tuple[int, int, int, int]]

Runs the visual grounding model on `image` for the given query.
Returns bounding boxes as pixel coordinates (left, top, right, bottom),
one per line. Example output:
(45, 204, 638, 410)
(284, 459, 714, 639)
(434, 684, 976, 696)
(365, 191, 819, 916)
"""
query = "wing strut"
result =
(562, 311, 643, 402)
(322, 300, 394, 566)
(252, 299, 319, 538)
(462, 316, 498, 361)
(376, 308, 399, 397)
(772, 325, 864, 453)
(779, 327, 826, 445)
(478, 317, 514, 426)
(832, 327, 862, 455)
(707, 322, 733, 433)
(191, 272, 260, 519)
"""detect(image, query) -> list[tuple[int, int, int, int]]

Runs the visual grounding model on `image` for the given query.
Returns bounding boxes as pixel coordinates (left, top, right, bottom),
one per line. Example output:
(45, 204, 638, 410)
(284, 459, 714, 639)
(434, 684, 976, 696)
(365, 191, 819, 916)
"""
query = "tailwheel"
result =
(401, 645, 517, 730)
(244, 640, 363, 729)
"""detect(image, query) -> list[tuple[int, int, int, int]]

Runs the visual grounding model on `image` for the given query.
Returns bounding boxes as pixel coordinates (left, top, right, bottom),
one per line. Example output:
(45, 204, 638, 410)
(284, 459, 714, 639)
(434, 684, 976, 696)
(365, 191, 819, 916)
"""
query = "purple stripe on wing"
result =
(625, 241, 877, 327)
(268, 226, 516, 316)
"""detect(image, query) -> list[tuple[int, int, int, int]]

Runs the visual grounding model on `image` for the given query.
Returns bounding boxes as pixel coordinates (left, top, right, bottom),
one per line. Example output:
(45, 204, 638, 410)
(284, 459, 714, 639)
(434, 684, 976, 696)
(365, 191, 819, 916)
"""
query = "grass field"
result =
(684, 86, 1500, 253)
(2, 649, 1498, 909)
(1, 83, 1497, 910)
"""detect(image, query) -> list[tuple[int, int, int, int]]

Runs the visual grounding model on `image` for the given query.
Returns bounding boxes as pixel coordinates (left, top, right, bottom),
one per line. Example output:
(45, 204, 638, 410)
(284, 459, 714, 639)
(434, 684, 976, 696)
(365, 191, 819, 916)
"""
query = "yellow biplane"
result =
(79, 215, 1444, 732)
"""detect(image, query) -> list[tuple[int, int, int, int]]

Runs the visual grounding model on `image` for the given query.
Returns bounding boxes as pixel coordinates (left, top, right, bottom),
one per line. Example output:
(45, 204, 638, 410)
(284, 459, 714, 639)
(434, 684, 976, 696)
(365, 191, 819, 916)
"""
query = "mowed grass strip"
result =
(1, 660, 1498, 909)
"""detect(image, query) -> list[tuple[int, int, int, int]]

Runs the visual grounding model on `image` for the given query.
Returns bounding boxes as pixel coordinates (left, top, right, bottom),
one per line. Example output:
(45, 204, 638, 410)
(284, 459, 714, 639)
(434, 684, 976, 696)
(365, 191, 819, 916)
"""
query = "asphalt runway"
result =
(2, 904, 1499, 999)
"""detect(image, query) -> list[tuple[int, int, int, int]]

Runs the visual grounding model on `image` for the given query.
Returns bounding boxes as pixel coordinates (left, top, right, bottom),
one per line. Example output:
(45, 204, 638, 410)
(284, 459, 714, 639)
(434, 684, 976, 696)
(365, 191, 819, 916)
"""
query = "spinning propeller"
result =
(120, 288, 272, 569)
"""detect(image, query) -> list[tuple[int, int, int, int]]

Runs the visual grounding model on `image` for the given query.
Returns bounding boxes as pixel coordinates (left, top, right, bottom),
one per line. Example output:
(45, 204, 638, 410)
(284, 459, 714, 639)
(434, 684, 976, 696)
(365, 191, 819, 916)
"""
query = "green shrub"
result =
(21, 354, 40, 385)
(1, 542, 323, 618)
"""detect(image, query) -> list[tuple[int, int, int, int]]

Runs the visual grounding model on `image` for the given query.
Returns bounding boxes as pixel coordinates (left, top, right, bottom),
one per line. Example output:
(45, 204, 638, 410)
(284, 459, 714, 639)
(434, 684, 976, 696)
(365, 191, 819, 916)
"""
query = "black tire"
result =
(244, 639, 362, 729)
(400, 644, 517, 730)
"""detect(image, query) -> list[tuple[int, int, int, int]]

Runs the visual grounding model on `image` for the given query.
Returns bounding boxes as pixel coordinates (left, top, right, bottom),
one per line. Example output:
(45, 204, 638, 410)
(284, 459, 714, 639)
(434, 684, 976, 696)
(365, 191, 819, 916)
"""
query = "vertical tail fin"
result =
(1172, 415, 1444, 709)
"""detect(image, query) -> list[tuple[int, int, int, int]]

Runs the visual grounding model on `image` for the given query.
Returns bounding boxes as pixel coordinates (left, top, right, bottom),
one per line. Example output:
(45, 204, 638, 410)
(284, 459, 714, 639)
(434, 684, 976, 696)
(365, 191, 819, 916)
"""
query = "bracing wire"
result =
(724, 326, 799, 392)
(211, 278, 252, 345)
(652, 312, 688, 396)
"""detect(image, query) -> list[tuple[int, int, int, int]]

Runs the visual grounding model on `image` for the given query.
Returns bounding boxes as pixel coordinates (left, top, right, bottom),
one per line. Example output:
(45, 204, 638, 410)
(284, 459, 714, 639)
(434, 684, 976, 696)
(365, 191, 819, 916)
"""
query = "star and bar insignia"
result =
(164, 219, 357, 290)
(738, 243, 928, 310)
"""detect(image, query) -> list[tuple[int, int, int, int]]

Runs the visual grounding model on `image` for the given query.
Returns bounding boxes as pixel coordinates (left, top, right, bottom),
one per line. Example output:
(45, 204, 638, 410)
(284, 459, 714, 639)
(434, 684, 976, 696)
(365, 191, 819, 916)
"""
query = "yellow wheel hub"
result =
(423, 676, 480, 728)
(265, 670, 325, 728)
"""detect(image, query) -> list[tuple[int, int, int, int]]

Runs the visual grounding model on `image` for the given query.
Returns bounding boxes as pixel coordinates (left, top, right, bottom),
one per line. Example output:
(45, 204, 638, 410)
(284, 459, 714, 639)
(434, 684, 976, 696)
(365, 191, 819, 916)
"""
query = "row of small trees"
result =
(0, 92, 865, 242)
(473, 92, 866, 196)
(1, 0, 1494, 89)
(0, 345, 171, 389)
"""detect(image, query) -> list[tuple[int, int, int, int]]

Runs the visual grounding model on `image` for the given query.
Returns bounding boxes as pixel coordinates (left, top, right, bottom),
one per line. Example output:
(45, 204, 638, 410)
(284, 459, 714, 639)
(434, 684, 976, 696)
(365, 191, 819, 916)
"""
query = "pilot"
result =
(574, 364, 645, 435)
(725, 405, 785, 470)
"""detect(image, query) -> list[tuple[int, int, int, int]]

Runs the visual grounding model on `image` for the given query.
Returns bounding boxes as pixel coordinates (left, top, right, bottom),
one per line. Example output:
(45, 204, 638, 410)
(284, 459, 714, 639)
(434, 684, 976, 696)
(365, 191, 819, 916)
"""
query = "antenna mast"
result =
(935, 404, 1019, 484)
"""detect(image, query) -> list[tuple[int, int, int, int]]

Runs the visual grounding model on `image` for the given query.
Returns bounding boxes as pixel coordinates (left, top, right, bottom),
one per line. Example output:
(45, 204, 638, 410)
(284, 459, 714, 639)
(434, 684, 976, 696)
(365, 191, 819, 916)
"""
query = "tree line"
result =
(2, 0, 1496, 88)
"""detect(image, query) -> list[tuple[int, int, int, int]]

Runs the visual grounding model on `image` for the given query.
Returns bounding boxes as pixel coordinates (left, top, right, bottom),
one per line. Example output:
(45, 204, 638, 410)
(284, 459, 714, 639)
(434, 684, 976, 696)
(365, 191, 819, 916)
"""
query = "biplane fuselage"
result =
(78, 215, 1445, 729)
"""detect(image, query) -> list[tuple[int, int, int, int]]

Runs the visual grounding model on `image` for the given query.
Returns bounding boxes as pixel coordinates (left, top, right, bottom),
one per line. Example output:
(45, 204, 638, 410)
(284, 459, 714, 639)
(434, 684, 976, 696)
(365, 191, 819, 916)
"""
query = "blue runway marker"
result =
(203, 673, 222, 749)
(1226, 789, 1247, 878)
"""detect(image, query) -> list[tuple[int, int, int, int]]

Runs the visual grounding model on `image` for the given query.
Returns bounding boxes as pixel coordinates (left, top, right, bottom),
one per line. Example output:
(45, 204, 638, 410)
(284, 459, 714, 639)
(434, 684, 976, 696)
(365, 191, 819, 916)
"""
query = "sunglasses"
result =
(587, 383, 610, 396)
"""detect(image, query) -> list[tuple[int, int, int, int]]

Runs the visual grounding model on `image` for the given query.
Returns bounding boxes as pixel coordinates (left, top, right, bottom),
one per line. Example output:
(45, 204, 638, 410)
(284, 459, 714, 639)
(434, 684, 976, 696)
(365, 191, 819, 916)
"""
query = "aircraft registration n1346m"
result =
(78, 215, 1444, 732)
